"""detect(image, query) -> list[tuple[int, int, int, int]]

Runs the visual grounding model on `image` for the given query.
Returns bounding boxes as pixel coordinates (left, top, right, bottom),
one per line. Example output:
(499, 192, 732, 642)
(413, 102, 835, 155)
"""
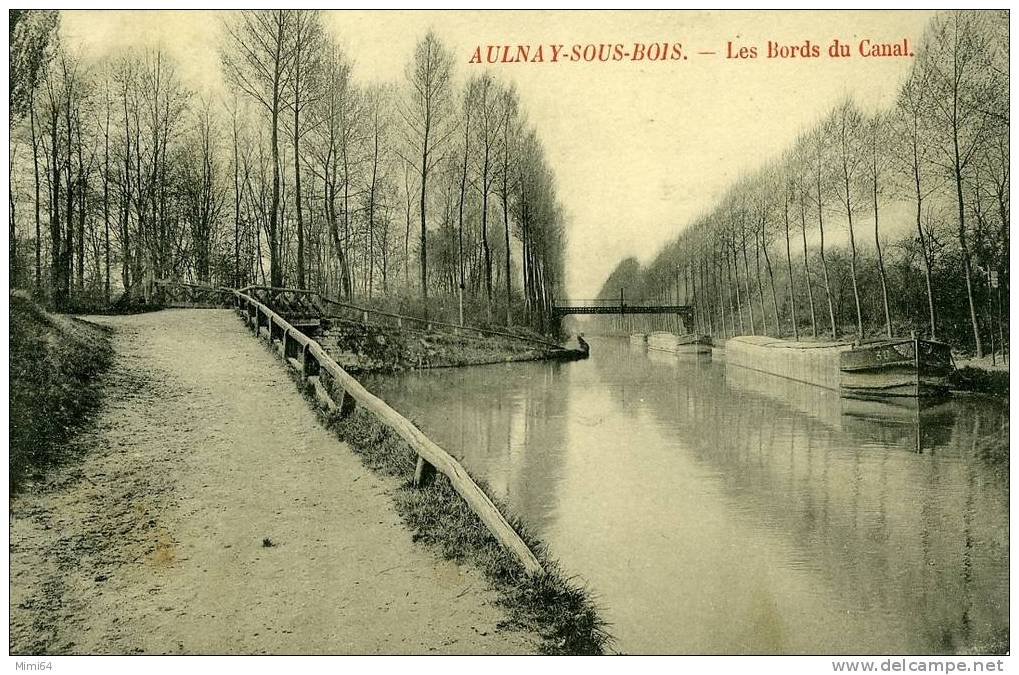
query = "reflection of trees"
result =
(368, 340, 1007, 653)
(628, 356, 1008, 653)
(725, 362, 960, 450)
(364, 360, 570, 534)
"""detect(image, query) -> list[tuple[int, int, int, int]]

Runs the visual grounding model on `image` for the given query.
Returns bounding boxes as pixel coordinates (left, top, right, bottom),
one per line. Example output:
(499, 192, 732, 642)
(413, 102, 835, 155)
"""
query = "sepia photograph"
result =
(5, 6, 1011, 664)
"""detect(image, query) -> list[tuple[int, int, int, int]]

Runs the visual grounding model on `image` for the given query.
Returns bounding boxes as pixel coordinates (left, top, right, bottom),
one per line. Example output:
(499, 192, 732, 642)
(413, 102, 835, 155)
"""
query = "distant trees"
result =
(9, 11, 569, 335)
(597, 10, 1007, 356)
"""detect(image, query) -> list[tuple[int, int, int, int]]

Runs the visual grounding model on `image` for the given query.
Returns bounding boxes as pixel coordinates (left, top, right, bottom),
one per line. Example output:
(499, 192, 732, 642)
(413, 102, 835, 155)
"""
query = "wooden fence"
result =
(239, 285, 560, 349)
(232, 289, 545, 577)
(154, 279, 235, 308)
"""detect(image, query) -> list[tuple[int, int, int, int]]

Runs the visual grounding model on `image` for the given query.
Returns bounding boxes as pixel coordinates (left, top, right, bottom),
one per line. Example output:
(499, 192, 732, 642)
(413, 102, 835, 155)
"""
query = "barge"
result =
(726, 335, 953, 399)
(648, 331, 713, 356)
(839, 338, 953, 399)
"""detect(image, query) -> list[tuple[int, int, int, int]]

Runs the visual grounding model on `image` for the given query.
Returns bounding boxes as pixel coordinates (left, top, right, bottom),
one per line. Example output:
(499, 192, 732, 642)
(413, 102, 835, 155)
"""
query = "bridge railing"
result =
(554, 298, 688, 309)
(154, 279, 235, 308)
(231, 289, 544, 577)
(240, 284, 560, 349)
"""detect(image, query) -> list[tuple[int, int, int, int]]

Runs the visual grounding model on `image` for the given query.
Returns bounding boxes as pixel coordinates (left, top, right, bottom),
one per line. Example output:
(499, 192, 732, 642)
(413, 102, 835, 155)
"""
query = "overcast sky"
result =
(61, 9, 934, 298)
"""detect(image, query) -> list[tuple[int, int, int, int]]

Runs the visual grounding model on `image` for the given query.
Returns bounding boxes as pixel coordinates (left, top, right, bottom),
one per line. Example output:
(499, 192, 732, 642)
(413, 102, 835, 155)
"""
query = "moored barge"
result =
(839, 337, 953, 399)
(648, 331, 713, 355)
(726, 335, 953, 399)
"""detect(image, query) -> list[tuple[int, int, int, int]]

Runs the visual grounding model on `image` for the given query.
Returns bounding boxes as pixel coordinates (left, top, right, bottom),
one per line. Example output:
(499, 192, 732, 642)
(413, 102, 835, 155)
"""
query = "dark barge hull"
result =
(839, 338, 953, 399)
(550, 345, 590, 361)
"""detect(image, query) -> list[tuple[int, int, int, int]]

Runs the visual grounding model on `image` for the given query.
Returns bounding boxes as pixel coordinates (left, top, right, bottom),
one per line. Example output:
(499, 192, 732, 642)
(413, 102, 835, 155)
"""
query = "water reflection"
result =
(365, 338, 1008, 655)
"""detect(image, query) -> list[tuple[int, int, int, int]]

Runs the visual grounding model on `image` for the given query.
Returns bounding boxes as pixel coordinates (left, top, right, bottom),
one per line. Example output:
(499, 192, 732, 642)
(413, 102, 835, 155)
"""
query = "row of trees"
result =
(9, 10, 567, 332)
(597, 10, 1008, 357)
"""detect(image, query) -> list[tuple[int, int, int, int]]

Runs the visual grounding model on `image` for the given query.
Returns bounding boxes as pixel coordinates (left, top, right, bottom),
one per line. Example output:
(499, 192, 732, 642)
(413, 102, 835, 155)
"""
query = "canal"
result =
(365, 337, 1009, 655)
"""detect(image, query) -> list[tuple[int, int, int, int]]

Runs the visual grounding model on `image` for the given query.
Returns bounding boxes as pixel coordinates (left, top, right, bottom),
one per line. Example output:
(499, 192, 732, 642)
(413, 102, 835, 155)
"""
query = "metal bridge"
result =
(551, 298, 694, 324)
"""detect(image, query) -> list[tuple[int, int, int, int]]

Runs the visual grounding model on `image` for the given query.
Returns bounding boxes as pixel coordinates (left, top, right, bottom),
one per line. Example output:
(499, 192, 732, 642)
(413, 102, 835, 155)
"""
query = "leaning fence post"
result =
(414, 454, 436, 488)
(302, 344, 319, 380)
(340, 390, 357, 417)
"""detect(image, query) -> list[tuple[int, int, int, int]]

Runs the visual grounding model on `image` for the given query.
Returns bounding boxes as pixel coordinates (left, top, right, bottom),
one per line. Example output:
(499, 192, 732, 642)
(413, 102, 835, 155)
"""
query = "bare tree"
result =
(400, 30, 454, 313)
(497, 84, 519, 325)
(287, 10, 323, 289)
(807, 128, 838, 338)
(894, 61, 941, 340)
(863, 111, 893, 337)
(221, 10, 297, 288)
(922, 10, 993, 357)
(826, 100, 866, 339)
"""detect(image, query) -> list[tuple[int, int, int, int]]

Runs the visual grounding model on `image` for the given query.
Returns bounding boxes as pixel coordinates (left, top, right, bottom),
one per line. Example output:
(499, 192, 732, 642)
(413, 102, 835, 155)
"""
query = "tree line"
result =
(9, 10, 567, 333)
(597, 10, 1008, 358)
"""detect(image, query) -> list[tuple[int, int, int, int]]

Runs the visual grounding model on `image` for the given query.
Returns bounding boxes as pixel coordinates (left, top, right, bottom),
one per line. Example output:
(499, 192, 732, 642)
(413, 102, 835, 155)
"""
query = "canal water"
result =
(365, 337, 1009, 655)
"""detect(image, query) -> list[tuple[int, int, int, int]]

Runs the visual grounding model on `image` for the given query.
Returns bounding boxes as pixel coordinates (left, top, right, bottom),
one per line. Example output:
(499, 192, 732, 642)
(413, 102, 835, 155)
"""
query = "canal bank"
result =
(365, 336, 1008, 655)
(315, 317, 584, 373)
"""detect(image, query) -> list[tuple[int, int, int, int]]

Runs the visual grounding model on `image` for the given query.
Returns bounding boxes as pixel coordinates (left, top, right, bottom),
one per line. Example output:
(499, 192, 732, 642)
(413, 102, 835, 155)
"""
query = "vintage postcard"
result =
(6, 7, 1010, 665)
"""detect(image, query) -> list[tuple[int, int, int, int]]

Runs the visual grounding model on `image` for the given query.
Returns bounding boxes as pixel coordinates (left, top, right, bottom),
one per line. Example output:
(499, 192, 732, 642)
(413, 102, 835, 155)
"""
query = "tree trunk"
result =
(419, 144, 429, 311)
(293, 86, 305, 289)
(502, 191, 511, 326)
(731, 241, 745, 334)
(761, 226, 781, 338)
(49, 109, 63, 308)
(233, 110, 241, 288)
(457, 119, 469, 326)
(31, 97, 41, 293)
(741, 233, 756, 334)
(872, 171, 892, 338)
(915, 195, 937, 340)
(10, 149, 16, 288)
(817, 172, 837, 338)
(956, 162, 982, 357)
(366, 122, 379, 299)
(845, 195, 863, 339)
(64, 94, 73, 304)
(481, 156, 492, 307)
(270, 102, 281, 287)
(783, 194, 799, 340)
(104, 104, 111, 302)
(799, 200, 817, 338)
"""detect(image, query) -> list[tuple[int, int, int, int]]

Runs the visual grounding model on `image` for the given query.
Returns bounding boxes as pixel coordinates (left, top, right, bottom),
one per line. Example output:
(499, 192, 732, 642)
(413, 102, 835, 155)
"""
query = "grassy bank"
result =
(280, 355, 611, 654)
(949, 365, 1009, 398)
(10, 294, 113, 494)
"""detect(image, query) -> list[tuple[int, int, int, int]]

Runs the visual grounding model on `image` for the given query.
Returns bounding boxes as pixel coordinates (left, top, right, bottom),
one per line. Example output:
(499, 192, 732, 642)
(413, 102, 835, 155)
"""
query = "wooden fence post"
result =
(301, 344, 319, 380)
(414, 455, 436, 488)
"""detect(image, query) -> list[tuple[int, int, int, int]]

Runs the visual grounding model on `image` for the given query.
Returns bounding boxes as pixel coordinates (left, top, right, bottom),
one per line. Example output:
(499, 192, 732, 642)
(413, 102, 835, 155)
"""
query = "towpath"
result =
(10, 309, 535, 655)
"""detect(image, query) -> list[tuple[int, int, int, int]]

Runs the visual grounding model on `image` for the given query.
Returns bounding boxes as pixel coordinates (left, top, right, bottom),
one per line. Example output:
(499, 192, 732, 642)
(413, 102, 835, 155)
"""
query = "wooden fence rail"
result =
(232, 290, 545, 577)
(153, 279, 235, 308)
(238, 284, 560, 349)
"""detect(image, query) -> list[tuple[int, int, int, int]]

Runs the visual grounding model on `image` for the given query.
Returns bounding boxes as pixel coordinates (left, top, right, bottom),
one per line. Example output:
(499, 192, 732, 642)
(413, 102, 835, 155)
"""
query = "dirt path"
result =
(10, 309, 537, 655)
